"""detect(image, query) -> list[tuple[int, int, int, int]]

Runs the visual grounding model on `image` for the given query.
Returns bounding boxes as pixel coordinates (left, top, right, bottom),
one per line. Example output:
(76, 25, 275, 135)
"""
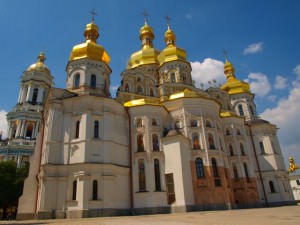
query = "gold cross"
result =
(89, 8, 97, 22)
(223, 49, 228, 60)
(164, 14, 171, 27)
(142, 9, 148, 23)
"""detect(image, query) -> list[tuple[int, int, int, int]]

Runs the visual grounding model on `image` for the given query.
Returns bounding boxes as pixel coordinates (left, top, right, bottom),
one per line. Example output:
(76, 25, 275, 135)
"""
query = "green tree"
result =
(0, 161, 29, 220)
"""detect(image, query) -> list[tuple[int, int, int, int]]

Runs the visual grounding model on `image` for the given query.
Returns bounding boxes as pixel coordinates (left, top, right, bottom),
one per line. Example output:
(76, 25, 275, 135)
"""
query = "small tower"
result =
(0, 52, 53, 167)
(117, 13, 160, 104)
(221, 57, 257, 121)
(157, 17, 193, 100)
(66, 16, 111, 97)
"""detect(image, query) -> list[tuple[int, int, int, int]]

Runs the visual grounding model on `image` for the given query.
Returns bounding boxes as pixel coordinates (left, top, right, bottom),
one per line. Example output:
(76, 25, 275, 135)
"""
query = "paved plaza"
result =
(0, 205, 299, 225)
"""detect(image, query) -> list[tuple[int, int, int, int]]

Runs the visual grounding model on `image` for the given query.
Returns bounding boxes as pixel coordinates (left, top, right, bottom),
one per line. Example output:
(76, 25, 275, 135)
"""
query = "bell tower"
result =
(2, 52, 53, 167)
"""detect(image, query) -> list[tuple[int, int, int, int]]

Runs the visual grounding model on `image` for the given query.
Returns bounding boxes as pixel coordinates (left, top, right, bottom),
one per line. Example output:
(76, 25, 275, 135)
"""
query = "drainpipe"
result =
(125, 107, 134, 213)
(248, 123, 268, 207)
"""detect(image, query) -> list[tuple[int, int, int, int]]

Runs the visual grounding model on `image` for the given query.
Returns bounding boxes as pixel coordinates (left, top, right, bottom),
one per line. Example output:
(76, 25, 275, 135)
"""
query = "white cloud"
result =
(191, 58, 225, 89)
(245, 72, 271, 96)
(110, 85, 119, 98)
(243, 42, 263, 55)
(185, 12, 194, 20)
(267, 95, 277, 102)
(274, 75, 287, 90)
(260, 65, 300, 167)
(110, 85, 119, 91)
(294, 65, 300, 79)
(0, 110, 8, 139)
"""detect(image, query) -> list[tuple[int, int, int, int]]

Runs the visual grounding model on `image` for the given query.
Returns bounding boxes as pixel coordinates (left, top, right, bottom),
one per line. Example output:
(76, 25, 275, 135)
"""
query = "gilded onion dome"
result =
(127, 20, 160, 69)
(158, 23, 187, 65)
(69, 20, 110, 64)
(221, 58, 250, 95)
(27, 52, 50, 73)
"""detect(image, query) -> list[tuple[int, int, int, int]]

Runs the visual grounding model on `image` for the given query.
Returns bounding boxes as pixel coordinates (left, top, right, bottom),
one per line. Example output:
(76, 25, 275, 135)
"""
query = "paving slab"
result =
(0, 205, 299, 225)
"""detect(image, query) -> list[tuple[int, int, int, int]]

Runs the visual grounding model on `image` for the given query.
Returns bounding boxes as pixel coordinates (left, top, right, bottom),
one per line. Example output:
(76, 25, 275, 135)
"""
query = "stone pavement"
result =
(0, 205, 299, 225)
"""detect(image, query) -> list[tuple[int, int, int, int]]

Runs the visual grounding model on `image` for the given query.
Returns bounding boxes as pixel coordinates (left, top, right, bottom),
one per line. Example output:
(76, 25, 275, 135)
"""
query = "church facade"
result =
(16, 18, 293, 219)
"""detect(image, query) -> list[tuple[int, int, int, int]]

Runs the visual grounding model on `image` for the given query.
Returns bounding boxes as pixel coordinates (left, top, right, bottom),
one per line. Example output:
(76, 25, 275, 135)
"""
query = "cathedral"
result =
(6, 16, 293, 219)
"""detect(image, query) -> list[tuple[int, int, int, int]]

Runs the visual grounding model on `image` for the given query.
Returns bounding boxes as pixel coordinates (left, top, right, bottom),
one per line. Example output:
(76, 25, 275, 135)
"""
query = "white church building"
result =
(10, 17, 294, 219)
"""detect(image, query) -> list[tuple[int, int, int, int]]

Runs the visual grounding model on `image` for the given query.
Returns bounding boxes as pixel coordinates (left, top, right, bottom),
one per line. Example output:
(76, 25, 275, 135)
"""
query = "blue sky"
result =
(0, 0, 300, 166)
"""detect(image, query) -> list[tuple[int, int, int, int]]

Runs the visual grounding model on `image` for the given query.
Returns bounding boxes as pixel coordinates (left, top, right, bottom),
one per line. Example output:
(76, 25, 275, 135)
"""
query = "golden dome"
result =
(139, 22, 154, 41)
(158, 24, 187, 65)
(127, 21, 160, 69)
(69, 21, 110, 64)
(221, 59, 250, 94)
(27, 52, 50, 73)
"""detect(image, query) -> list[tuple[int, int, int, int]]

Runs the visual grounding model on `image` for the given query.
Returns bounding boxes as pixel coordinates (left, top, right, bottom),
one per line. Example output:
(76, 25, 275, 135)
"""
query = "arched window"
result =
(94, 121, 99, 138)
(195, 158, 205, 178)
(269, 181, 275, 193)
(243, 163, 250, 183)
(191, 119, 197, 127)
(92, 180, 98, 200)
(208, 134, 215, 149)
(212, 158, 219, 177)
(233, 165, 239, 181)
(150, 88, 154, 96)
(249, 105, 255, 115)
(238, 104, 244, 116)
(152, 134, 159, 151)
(175, 121, 181, 130)
(152, 118, 158, 126)
(72, 180, 77, 200)
(136, 118, 143, 127)
(259, 141, 265, 154)
(181, 74, 187, 82)
(125, 83, 129, 92)
(90, 74, 96, 88)
(103, 78, 107, 94)
(138, 159, 146, 191)
(237, 129, 241, 135)
(11, 124, 17, 138)
(137, 134, 144, 152)
(137, 85, 143, 95)
(170, 72, 176, 83)
(75, 120, 80, 139)
(25, 124, 33, 139)
(192, 133, 200, 150)
(206, 120, 212, 128)
(74, 74, 80, 88)
(32, 88, 38, 104)
(229, 144, 234, 156)
(240, 143, 245, 156)
(226, 128, 230, 135)
(154, 159, 161, 191)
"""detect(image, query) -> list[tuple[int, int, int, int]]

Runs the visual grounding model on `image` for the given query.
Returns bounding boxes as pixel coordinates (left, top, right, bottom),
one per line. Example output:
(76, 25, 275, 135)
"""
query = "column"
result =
(20, 120, 26, 138)
(33, 121, 40, 138)
(16, 120, 23, 137)
(26, 85, 33, 102)
(37, 87, 44, 104)
(17, 155, 22, 168)
(22, 86, 28, 103)
(7, 121, 12, 139)
(18, 86, 24, 103)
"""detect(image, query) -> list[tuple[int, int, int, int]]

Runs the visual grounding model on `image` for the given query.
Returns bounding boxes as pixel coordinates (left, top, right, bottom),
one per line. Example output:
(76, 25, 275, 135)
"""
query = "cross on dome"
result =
(164, 14, 172, 28)
(89, 8, 97, 22)
(142, 9, 149, 24)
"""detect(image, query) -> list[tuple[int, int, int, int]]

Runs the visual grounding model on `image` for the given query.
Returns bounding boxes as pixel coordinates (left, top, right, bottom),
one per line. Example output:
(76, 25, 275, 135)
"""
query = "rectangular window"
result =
(214, 179, 222, 187)
(165, 173, 176, 204)
(296, 180, 300, 186)
(259, 141, 265, 154)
